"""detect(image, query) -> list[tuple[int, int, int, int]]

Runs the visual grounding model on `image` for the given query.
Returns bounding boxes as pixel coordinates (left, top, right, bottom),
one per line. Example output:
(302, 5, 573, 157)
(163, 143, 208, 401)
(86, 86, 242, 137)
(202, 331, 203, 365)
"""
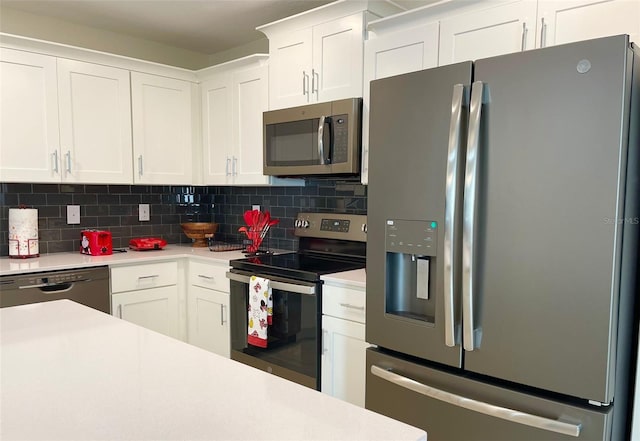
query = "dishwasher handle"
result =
(18, 278, 93, 293)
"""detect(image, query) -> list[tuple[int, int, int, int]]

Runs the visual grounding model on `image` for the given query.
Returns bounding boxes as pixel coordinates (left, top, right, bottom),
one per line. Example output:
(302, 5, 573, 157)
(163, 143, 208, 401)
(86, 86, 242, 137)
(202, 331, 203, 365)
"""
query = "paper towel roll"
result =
(8, 208, 39, 258)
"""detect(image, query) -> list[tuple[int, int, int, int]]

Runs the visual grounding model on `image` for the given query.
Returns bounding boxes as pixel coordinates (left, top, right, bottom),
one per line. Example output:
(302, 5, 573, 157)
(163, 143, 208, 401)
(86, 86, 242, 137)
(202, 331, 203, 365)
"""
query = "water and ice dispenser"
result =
(385, 220, 437, 324)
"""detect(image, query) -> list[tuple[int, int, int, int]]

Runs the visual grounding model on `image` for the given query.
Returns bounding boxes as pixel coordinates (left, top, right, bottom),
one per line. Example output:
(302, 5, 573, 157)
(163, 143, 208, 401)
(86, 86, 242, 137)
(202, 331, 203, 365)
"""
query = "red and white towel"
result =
(247, 275, 273, 348)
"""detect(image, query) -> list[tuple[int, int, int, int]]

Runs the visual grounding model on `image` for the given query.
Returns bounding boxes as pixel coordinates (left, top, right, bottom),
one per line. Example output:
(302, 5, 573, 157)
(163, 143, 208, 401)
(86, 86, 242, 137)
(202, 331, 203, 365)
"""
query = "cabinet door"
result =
(131, 72, 193, 185)
(321, 315, 367, 407)
(57, 59, 133, 183)
(439, 1, 538, 66)
(268, 28, 313, 109)
(0, 49, 60, 183)
(187, 285, 230, 357)
(201, 73, 233, 185)
(312, 13, 364, 103)
(232, 64, 270, 185)
(361, 23, 439, 184)
(112, 286, 180, 339)
(537, 0, 640, 48)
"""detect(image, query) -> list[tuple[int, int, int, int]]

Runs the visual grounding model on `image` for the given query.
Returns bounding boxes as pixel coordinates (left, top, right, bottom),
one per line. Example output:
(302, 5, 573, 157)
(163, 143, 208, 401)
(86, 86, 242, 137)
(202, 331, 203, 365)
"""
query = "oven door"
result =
(226, 270, 321, 390)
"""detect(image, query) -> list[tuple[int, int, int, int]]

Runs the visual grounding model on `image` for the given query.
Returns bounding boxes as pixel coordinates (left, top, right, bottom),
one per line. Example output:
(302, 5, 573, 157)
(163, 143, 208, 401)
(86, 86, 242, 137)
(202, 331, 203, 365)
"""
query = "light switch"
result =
(139, 204, 150, 222)
(67, 205, 80, 224)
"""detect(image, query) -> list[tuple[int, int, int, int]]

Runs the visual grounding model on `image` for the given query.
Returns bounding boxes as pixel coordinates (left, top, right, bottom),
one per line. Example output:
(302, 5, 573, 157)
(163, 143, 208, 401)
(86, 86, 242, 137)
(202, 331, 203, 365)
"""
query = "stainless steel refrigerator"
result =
(365, 35, 640, 440)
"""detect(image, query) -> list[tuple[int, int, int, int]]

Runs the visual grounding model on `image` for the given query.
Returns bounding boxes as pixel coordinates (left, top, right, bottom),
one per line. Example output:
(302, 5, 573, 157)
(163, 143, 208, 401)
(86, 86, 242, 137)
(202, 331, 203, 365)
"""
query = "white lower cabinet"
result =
(186, 260, 230, 357)
(110, 260, 181, 340)
(321, 282, 367, 407)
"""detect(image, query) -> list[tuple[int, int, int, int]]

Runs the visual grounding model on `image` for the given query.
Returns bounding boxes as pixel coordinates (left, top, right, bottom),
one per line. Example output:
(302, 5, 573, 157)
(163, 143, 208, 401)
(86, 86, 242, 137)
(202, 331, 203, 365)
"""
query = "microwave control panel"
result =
(332, 114, 348, 163)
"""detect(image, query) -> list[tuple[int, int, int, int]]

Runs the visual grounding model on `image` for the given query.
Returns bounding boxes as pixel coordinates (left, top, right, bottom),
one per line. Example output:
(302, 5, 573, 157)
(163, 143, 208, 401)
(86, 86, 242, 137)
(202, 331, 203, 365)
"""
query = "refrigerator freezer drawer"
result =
(366, 348, 612, 440)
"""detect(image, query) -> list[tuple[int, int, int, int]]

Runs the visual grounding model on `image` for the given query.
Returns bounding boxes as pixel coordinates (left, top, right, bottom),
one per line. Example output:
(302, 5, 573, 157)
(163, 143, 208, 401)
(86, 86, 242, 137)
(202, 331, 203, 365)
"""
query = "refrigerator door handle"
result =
(463, 81, 484, 351)
(444, 83, 466, 347)
(371, 365, 581, 437)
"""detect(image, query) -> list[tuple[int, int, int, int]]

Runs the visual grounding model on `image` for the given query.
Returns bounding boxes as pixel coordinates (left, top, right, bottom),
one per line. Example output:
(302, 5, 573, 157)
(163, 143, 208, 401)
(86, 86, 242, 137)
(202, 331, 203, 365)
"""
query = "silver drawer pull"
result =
(339, 302, 364, 311)
(138, 275, 159, 280)
(198, 274, 215, 280)
(371, 365, 581, 437)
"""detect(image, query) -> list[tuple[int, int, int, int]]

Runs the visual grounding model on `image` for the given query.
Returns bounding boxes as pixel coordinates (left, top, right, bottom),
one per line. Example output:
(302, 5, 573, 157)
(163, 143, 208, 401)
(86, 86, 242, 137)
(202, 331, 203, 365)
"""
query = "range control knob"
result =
(361, 223, 368, 233)
(294, 219, 301, 228)
(302, 220, 310, 228)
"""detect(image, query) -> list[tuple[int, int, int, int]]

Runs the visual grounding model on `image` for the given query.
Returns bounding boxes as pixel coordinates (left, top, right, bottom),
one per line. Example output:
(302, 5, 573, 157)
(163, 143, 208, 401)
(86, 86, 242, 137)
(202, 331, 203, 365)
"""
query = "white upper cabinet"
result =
(1, 50, 132, 184)
(199, 56, 304, 186)
(537, 0, 640, 47)
(201, 72, 233, 184)
(0, 49, 60, 183)
(131, 72, 194, 185)
(439, 1, 538, 66)
(57, 59, 133, 184)
(259, 1, 404, 110)
(266, 13, 364, 109)
(268, 28, 314, 109)
(232, 65, 271, 185)
(361, 22, 439, 184)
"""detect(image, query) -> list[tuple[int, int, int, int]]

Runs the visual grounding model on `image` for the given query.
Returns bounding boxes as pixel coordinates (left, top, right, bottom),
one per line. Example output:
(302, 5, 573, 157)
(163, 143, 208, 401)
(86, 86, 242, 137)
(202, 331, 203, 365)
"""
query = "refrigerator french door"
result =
(366, 35, 639, 440)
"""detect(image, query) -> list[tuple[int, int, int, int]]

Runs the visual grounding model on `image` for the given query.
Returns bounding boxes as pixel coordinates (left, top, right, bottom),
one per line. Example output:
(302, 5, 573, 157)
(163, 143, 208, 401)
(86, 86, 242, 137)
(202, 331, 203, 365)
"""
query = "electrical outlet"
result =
(67, 205, 80, 224)
(139, 204, 150, 222)
(252, 205, 261, 211)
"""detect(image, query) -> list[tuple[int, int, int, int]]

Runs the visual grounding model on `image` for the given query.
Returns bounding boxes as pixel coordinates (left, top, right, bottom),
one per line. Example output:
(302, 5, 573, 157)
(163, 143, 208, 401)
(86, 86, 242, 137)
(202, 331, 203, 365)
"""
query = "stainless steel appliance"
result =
(227, 212, 367, 389)
(366, 35, 639, 440)
(0, 266, 111, 314)
(263, 98, 362, 177)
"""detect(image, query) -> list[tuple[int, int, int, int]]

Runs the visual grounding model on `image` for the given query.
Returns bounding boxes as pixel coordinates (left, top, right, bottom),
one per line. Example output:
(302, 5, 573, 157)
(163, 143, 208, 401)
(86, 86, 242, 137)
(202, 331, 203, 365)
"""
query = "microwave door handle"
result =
(318, 116, 327, 165)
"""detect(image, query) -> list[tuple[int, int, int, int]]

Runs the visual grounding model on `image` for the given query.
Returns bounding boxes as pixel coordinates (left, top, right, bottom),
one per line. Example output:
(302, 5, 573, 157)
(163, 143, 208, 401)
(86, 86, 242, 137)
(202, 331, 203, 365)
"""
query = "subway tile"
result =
(60, 184, 85, 193)
(73, 194, 98, 205)
(5, 183, 32, 193)
(47, 193, 74, 205)
(85, 185, 109, 194)
(33, 184, 61, 193)
(108, 185, 131, 194)
(19, 194, 47, 206)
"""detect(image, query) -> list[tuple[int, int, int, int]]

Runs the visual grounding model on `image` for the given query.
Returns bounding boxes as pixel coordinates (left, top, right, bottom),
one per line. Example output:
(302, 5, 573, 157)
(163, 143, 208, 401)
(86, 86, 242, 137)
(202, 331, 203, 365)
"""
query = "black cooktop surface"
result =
(230, 252, 365, 282)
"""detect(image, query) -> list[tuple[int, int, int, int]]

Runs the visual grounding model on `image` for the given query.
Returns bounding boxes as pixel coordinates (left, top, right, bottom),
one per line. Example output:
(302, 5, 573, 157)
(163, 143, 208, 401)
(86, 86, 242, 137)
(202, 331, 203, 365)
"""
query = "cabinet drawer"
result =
(323, 285, 366, 324)
(111, 261, 178, 293)
(189, 260, 229, 292)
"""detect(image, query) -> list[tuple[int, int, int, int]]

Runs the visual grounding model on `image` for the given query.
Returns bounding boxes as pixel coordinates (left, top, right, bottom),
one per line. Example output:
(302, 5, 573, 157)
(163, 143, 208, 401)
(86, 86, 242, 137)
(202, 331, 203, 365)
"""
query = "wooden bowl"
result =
(180, 222, 219, 247)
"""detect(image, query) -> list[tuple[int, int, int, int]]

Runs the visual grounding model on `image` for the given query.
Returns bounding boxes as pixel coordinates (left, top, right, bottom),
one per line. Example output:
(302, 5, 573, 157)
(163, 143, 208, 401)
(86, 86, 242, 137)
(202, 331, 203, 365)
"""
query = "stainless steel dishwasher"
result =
(0, 266, 110, 314)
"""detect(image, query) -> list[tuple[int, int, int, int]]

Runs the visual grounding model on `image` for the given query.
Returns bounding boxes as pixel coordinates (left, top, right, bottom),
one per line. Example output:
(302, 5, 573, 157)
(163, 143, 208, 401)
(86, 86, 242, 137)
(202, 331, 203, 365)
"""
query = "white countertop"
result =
(321, 268, 366, 289)
(0, 300, 425, 441)
(0, 245, 253, 276)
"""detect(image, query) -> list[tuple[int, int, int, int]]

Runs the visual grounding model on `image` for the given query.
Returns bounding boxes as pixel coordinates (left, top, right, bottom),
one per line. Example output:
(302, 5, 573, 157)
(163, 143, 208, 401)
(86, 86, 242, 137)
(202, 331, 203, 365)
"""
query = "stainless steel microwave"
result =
(263, 98, 362, 177)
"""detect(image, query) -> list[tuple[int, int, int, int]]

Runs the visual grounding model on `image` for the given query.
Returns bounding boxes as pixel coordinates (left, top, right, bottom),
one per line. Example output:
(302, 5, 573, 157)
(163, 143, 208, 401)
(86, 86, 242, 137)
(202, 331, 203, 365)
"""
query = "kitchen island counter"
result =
(0, 300, 426, 441)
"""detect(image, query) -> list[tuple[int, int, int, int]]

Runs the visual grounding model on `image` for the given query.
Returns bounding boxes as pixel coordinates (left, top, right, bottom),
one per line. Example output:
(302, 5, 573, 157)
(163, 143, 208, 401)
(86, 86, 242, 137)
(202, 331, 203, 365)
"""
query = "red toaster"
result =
(80, 230, 113, 255)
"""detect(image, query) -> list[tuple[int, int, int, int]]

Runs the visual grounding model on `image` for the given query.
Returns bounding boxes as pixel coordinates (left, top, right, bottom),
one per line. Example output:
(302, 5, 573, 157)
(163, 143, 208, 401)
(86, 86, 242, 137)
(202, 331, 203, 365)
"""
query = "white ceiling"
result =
(1, 0, 433, 55)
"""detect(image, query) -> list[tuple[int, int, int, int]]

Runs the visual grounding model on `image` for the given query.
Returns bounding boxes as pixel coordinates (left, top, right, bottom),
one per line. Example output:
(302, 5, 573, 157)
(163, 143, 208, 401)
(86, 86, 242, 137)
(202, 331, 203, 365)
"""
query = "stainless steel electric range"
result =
(226, 212, 367, 390)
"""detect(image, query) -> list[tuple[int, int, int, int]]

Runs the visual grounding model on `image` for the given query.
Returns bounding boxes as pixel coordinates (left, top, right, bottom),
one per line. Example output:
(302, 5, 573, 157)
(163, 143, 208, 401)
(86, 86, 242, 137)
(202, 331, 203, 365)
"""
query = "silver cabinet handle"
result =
(138, 274, 159, 280)
(312, 68, 319, 96)
(318, 115, 326, 165)
(302, 70, 310, 99)
(463, 81, 484, 351)
(540, 17, 547, 48)
(444, 84, 466, 348)
(232, 156, 237, 176)
(52, 150, 59, 174)
(322, 329, 329, 355)
(339, 302, 364, 311)
(371, 366, 581, 437)
(226, 272, 317, 295)
(117, 304, 123, 319)
(138, 155, 143, 177)
(198, 274, 214, 280)
(521, 22, 527, 51)
(225, 156, 231, 176)
(220, 304, 226, 326)
(65, 150, 72, 174)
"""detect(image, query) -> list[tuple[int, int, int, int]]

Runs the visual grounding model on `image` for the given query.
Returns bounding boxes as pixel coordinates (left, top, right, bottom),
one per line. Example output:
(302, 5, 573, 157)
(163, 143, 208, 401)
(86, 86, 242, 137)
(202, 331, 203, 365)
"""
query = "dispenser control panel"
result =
(385, 219, 437, 256)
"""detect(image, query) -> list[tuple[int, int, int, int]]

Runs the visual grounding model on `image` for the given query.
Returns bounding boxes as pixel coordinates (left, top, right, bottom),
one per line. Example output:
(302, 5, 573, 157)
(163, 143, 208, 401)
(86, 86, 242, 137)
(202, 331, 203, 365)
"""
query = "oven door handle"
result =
(226, 272, 317, 295)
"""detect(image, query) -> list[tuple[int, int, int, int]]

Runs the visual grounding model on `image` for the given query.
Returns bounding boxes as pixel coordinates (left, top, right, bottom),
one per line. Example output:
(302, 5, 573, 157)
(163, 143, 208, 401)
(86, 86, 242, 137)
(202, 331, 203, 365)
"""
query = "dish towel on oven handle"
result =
(248, 275, 273, 348)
